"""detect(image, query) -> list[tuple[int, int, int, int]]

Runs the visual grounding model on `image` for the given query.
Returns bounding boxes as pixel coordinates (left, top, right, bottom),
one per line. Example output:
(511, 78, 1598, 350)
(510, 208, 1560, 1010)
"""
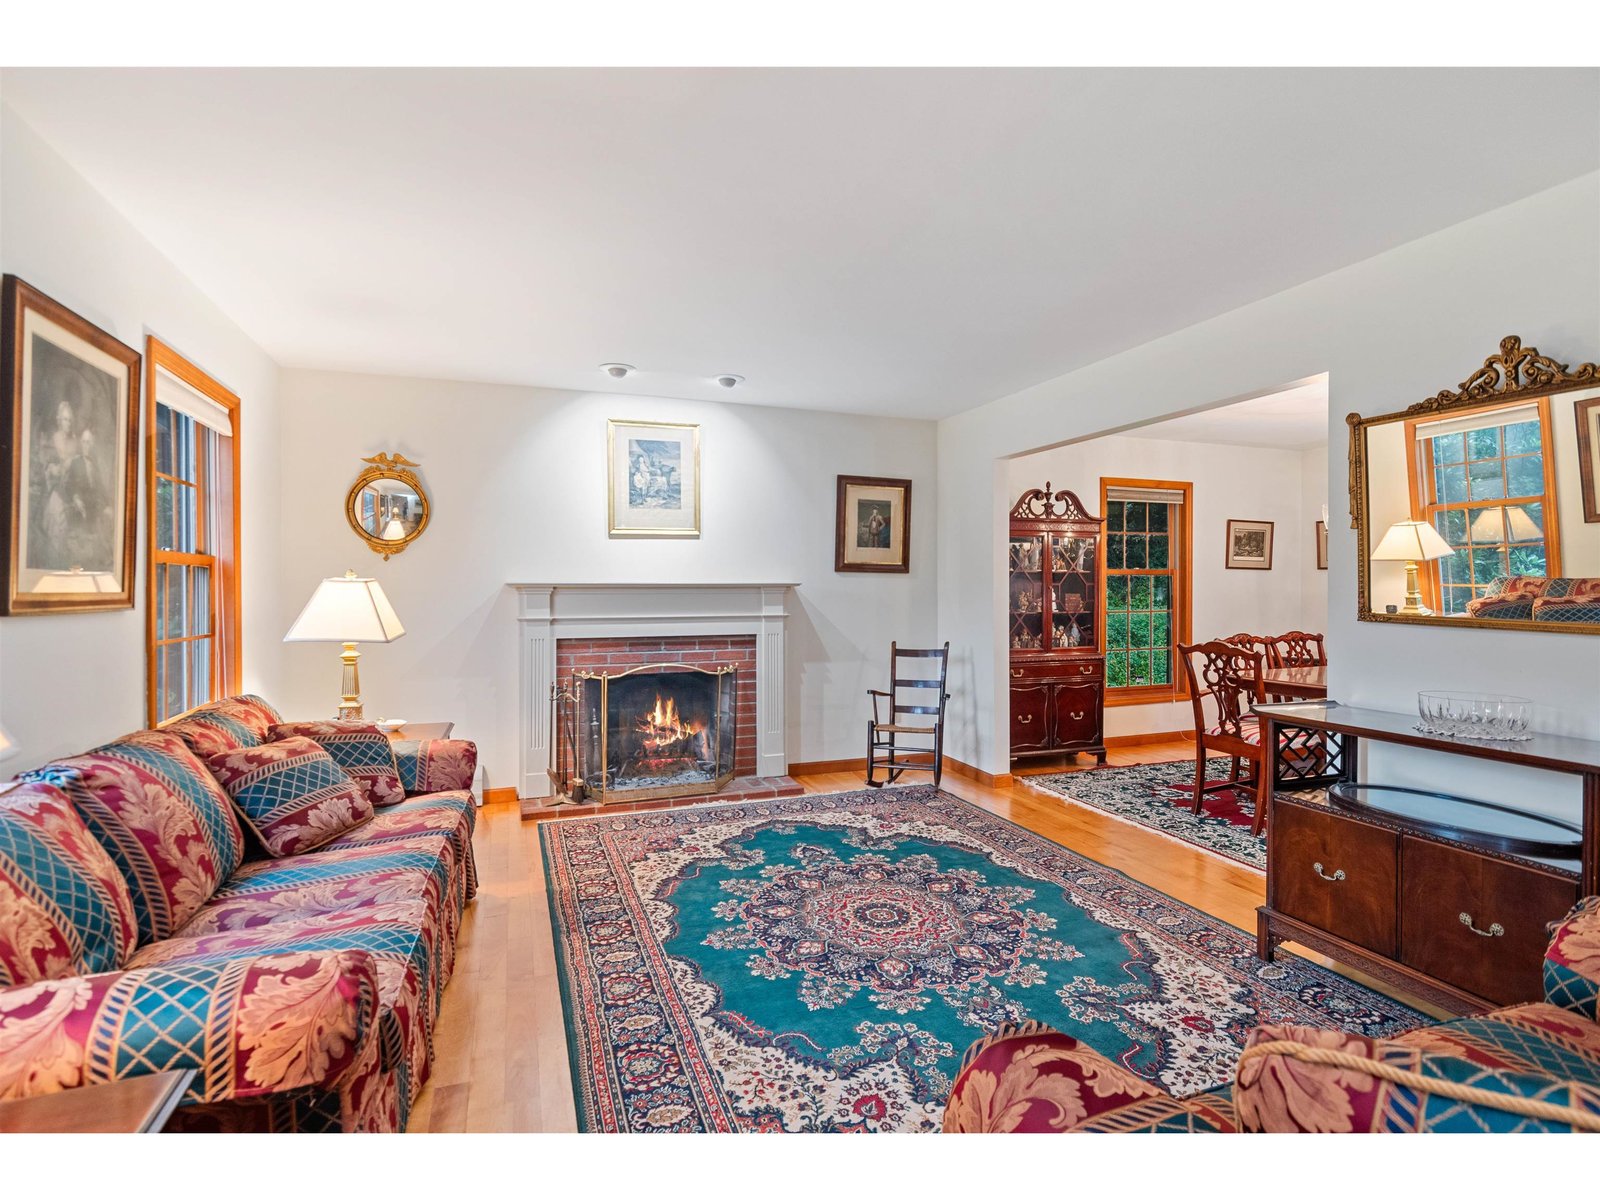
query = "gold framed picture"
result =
(2, 276, 141, 614)
(1224, 518, 1274, 570)
(608, 419, 700, 538)
(835, 474, 911, 573)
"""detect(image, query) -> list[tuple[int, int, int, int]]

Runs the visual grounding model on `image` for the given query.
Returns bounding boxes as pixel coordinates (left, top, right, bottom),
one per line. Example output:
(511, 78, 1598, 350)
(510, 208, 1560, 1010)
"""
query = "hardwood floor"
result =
(406, 741, 1435, 1132)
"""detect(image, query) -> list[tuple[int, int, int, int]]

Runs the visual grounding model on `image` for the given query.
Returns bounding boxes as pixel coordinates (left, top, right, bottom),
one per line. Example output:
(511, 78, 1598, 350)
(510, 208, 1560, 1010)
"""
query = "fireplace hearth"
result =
(562, 663, 738, 803)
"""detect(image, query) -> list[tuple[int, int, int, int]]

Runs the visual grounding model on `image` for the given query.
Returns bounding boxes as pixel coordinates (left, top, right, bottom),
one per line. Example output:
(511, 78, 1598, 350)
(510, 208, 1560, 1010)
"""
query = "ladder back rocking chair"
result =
(867, 641, 951, 787)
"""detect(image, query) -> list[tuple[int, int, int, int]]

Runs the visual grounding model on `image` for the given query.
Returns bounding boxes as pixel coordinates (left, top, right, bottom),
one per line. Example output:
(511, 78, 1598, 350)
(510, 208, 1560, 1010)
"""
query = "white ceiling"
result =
(3, 68, 1597, 420)
(1120, 379, 1330, 450)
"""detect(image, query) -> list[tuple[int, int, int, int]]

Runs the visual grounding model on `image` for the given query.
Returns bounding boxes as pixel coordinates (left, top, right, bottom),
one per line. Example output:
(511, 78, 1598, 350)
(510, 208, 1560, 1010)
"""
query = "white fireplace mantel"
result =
(510, 582, 796, 798)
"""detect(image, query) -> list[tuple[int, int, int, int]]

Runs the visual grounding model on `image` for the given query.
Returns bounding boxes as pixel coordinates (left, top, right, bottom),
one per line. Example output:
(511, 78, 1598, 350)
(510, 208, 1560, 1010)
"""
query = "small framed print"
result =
(2, 276, 141, 614)
(608, 419, 700, 538)
(1316, 519, 1329, 570)
(1577, 394, 1600, 523)
(1225, 518, 1274, 570)
(835, 475, 911, 573)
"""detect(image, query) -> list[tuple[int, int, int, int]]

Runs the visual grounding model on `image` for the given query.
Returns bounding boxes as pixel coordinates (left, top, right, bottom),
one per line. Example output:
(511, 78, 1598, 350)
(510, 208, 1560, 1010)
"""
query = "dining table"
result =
(1258, 664, 1328, 700)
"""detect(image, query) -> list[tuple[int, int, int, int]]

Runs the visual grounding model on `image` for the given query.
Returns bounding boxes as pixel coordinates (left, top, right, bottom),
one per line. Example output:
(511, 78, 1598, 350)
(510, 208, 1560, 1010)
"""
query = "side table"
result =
(0, 1068, 194, 1133)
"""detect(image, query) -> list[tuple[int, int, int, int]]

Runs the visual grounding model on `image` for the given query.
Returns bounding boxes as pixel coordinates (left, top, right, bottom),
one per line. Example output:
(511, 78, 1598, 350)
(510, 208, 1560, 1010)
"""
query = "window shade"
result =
(156, 366, 233, 436)
(1105, 485, 1186, 506)
(1411, 402, 1537, 442)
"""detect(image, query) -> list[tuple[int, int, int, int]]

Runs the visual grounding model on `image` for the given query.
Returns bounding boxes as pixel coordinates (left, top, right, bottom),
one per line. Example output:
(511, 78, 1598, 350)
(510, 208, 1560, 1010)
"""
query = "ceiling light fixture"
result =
(715, 374, 744, 389)
(600, 363, 635, 379)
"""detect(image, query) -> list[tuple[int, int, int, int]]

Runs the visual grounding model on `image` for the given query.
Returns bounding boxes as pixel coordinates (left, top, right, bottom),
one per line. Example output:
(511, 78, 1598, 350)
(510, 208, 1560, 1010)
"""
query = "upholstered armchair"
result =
(943, 897, 1600, 1133)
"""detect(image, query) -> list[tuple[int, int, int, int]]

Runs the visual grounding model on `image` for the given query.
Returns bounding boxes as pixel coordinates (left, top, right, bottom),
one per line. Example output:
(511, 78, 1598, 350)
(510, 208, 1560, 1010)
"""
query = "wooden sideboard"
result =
(1007, 484, 1107, 765)
(1256, 702, 1599, 1014)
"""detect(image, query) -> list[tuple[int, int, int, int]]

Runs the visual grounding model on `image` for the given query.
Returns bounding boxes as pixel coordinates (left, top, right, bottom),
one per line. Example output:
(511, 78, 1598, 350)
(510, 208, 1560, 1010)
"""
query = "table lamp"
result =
(284, 570, 405, 718)
(0, 724, 15, 762)
(1371, 520, 1453, 615)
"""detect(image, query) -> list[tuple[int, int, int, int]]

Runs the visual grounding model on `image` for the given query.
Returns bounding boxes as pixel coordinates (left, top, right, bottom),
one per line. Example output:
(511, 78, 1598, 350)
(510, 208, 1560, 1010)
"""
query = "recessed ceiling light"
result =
(715, 374, 744, 388)
(600, 363, 635, 379)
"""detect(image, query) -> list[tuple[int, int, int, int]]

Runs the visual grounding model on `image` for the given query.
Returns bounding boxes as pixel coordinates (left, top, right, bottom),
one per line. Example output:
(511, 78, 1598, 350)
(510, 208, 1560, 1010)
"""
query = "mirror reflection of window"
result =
(1405, 399, 1558, 615)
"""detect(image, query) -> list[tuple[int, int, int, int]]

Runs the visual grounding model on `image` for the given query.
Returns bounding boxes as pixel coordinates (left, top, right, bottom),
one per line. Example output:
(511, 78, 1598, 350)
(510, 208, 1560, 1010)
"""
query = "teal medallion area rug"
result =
(540, 786, 1419, 1132)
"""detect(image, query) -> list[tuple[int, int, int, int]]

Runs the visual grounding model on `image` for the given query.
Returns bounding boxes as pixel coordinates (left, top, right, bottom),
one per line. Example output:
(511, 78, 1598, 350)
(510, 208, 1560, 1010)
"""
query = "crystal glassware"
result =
(1416, 691, 1534, 741)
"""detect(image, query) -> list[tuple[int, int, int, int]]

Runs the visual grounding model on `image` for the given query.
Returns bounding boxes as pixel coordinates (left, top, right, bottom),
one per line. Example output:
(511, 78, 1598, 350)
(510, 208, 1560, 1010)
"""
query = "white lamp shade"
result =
(380, 516, 407, 541)
(1470, 506, 1543, 544)
(284, 571, 406, 643)
(0, 724, 15, 762)
(1372, 520, 1454, 562)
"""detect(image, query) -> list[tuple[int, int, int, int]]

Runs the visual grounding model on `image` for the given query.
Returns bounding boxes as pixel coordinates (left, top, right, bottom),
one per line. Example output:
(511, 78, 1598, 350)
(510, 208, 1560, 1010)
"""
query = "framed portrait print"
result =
(1316, 519, 1329, 570)
(608, 419, 700, 537)
(835, 475, 911, 573)
(1224, 518, 1274, 570)
(1577, 394, 1600, 523)
(1, 276, 141, 614)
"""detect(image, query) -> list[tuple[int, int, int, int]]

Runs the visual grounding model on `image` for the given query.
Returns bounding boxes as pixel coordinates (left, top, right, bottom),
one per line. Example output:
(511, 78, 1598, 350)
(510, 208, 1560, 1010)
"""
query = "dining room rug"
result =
(1023, 759, 1289, 872)
(540, 785, 1418, 1132)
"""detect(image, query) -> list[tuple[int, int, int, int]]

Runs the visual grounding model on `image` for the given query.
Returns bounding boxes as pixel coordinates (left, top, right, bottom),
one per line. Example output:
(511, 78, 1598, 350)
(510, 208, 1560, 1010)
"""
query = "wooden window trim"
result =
(1404, 396, 1561, 612)
(1100, 477, 1194, 707)
(144, 338, 242, 727)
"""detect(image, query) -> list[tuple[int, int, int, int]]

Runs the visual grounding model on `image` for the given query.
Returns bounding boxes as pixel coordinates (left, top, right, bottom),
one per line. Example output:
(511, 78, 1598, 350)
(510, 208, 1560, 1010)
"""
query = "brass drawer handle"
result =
(1079, 665, 1093, 674)
(1312, 862, 1345, 882)
(1017, 714, 1033, 724)
(1459, 913, 1504, 938)
(1011, 668, 1024, 678)
(1069, 711, 1085, 720)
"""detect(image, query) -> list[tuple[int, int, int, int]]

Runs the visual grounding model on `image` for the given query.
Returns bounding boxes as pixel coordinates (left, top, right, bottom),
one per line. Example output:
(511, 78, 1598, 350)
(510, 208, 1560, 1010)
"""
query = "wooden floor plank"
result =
(409, 743, 1435, 1131)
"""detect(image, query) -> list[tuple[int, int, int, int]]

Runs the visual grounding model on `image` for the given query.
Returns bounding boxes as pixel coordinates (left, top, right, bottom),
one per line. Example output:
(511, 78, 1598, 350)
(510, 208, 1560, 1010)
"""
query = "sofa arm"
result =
(942, 1022, 1167, 1132)
(1235, 1023, 1600, 1133)
(0, 950, 379, 1106)
(392, 738, 477, 796)
(1545, 896, 1600, 1019)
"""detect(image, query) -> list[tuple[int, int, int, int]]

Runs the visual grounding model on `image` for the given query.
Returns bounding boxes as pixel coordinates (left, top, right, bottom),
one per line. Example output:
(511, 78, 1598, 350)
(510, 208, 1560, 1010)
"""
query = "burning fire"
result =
(636, 692, 704, 752)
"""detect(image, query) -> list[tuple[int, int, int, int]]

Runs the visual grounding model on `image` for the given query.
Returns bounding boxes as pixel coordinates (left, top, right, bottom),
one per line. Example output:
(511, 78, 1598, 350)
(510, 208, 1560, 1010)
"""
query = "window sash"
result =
(1105, 497, 1183, 693)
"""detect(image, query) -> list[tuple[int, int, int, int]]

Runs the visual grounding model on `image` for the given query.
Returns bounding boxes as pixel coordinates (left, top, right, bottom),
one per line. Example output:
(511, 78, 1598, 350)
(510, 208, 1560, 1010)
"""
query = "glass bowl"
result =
(1416, 691, 1533, 741)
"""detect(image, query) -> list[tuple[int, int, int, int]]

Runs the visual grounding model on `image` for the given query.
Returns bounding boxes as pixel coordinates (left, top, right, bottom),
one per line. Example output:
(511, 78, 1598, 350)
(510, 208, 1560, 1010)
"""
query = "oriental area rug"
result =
(1023, 759, 1296, 872)
(540, 786, 1419, 1132)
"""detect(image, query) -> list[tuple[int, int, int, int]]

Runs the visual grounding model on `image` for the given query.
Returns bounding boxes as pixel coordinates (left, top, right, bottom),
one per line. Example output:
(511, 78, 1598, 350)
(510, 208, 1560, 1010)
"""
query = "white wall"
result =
(274, 370, 938, 790)
(0, 105, 284, 771)
(1008, 434, 1328, 737)
(1299, 444, 1330, 632)
(938, 172, 1600, 809)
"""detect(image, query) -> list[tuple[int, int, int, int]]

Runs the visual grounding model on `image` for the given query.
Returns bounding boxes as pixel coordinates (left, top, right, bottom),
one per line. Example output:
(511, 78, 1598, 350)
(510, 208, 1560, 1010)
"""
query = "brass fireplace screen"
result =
(553, 663, 738, 803)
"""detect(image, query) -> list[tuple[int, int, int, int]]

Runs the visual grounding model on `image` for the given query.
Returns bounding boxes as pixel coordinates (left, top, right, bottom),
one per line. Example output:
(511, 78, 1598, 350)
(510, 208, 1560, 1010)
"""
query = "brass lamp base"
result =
(338, 641, 364, 720)
(1398, 559, 1435, 616)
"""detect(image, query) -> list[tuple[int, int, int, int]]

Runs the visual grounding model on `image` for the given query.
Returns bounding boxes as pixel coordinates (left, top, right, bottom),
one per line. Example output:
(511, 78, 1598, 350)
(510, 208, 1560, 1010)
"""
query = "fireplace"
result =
(564, 663, 738, 803)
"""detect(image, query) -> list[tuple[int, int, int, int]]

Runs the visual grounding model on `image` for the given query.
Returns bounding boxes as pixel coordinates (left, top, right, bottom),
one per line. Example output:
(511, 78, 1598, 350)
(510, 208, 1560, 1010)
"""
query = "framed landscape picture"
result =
(1, 276, 141, 614)
(1224, 518, 1274, 570)
(608, 419, 700, 537)
(835, 474, 911, 573)
(1316, 519, 1329, 569)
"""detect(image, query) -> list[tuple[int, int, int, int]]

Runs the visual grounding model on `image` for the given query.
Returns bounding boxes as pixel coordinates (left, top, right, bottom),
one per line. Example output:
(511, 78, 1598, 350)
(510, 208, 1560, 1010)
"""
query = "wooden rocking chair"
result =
(866, 642, 951, 787)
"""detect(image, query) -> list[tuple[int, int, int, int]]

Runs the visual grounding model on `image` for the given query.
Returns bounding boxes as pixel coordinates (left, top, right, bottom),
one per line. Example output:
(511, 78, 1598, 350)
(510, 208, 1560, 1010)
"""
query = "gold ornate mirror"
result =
(1349, 336, 1600, 635)
(346, 452, 430, 560)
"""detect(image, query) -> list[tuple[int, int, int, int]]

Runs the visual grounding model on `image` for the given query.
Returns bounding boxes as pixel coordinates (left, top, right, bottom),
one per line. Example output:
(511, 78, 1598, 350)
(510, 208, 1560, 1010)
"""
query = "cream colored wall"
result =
(1363, 420, 1413, 612)
(1553, 386, 1600, 577)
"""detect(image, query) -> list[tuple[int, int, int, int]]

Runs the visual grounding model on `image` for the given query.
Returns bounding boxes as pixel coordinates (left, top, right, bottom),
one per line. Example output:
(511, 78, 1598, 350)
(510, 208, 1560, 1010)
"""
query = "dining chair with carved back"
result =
(1178, 639, 1271, 836)
(866, 641, 951, 788)
(1261, 631, 1327, 669)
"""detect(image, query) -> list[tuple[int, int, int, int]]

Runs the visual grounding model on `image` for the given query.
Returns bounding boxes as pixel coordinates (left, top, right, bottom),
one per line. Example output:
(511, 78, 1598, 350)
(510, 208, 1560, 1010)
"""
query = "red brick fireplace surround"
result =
(555, 635, 759, 778)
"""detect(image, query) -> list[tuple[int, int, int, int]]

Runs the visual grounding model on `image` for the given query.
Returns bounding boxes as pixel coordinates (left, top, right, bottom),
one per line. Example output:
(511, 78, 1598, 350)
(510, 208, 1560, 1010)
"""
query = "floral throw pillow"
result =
(270, 722, 405, 808)
(206, 737, 373, 858)
(0, 779, 141, 984)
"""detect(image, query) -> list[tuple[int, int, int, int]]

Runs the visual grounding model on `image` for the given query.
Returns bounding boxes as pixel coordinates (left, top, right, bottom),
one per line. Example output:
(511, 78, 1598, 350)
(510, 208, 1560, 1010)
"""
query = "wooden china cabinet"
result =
(1008, 484, 1107, 765)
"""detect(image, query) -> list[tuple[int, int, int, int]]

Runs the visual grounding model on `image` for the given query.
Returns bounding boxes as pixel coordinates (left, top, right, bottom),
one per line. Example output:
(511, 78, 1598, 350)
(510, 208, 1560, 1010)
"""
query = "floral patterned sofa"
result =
(1464, 576, 1600, 623)
(943, 897, 1600, 1133)
(0, 695, 479, 1132)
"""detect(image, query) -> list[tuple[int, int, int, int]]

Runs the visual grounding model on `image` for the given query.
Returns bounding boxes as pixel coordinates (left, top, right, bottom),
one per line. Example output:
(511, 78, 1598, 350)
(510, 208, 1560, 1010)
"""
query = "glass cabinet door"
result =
(1051, 534, 1097, 650)
(1008, 535, 1047, 650)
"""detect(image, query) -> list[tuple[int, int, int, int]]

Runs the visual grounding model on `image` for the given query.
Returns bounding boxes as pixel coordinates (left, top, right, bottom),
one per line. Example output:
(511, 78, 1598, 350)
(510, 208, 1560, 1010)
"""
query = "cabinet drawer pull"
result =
(1016, 714, 1033, 724)
(1079, 665, 1093, 674)
(1312, 862, 1345, 882)
(1069, 711, 1085, 720)
(1459, 913, 1505, 938)
(1011, 668, 1024, 678)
